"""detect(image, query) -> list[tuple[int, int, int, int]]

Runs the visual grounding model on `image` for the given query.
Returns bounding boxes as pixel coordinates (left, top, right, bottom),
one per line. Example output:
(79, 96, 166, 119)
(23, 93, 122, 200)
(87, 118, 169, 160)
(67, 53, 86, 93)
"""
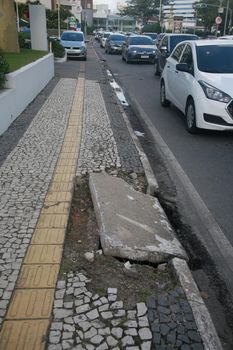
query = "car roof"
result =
(164, 33, 198, 37)
(176, 39, 233, 48)
(62, 30, 84, 35)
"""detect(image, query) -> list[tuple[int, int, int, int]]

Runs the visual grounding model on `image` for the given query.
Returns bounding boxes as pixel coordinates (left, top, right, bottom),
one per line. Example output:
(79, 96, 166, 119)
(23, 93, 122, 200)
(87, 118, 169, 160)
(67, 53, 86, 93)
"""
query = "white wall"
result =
(29, 4, 48, 51)
(0, 53, 54, 136)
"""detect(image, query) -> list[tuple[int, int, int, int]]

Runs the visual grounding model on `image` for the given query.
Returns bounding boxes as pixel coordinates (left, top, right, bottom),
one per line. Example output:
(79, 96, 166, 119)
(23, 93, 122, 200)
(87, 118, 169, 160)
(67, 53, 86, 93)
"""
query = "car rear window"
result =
(196, 45, 233, 73)
(170, 35, 198, 51)
(110, 35, 126, 41)
(129, 37, 153, 45)
(61, 32, 84, 41)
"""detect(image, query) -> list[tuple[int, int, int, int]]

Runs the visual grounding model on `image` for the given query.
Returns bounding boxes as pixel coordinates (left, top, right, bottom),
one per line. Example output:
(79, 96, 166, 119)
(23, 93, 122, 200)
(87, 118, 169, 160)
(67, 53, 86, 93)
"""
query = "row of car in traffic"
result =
(97, 31, 233, 133)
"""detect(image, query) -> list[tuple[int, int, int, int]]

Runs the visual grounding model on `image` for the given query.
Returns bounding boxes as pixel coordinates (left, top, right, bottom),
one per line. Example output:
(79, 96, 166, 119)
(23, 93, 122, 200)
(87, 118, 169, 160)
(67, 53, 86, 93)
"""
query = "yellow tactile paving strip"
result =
(0, 76, 85, 350)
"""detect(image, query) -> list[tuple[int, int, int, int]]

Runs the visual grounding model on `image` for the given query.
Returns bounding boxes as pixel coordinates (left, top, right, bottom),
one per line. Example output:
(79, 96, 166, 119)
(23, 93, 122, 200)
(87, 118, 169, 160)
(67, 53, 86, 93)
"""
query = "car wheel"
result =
(154, 60, 160, 76)
(185, 98, 198, 134)
(160, 80, 170, 107)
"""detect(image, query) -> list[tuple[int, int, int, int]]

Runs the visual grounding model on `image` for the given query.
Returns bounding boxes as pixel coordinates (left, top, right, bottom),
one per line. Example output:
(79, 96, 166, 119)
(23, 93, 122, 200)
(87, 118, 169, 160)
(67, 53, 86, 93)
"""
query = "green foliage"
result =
(0, 50, 10, 90)
(142, 23, 161, 33)
(120, 0, 159, 24)
(193, 0, 233, 33)
(51, 40, 65, 58)
(46, 7, 71, 29)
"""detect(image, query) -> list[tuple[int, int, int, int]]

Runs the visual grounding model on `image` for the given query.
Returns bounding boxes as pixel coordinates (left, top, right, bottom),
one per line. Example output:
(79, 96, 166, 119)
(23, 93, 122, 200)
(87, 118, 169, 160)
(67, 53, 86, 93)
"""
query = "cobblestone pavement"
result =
(77, 80, 121, 175)
(48, 271, 204, 350)
(0, 78, 76, 327)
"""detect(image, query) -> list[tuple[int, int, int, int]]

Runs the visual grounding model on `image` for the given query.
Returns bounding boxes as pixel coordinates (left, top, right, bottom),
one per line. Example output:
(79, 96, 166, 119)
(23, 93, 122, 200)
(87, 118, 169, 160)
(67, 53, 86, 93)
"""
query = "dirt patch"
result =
(61, 175, 178, 310)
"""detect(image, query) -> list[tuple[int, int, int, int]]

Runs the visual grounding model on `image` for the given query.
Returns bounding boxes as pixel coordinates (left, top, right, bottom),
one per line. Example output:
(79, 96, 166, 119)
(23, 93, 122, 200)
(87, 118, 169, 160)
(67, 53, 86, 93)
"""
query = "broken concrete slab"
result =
(89, 173, 187, 263)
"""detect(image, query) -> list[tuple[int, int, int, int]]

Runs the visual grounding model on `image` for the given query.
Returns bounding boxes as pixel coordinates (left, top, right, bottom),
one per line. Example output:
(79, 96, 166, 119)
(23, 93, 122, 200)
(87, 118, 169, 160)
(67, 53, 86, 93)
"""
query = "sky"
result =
(93, 0, 126, 11)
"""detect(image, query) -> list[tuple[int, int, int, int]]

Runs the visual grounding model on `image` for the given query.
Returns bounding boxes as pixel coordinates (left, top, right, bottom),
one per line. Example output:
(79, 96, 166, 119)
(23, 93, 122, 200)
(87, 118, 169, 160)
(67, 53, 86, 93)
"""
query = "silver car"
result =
(60, 31, 87, 60)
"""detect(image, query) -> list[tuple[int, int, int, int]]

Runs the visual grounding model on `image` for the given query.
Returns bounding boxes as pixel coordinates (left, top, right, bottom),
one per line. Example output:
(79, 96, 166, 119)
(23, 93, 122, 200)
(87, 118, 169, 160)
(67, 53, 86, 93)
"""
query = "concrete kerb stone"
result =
(106, 70, 159, 197)
(171, 257, 223, 350)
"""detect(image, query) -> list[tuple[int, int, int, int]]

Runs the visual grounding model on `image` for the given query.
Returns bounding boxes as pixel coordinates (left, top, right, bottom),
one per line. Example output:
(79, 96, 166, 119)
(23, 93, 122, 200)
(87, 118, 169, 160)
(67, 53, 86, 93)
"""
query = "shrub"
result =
(18, 33, 26, 48)
(51, 40, 65, 58)
(0, 50, 10, 90)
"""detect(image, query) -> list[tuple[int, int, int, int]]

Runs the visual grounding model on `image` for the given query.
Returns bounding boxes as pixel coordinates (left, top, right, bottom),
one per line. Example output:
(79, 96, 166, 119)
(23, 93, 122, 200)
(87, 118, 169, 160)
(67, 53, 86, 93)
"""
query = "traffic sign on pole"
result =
(215, 16, 222, 25)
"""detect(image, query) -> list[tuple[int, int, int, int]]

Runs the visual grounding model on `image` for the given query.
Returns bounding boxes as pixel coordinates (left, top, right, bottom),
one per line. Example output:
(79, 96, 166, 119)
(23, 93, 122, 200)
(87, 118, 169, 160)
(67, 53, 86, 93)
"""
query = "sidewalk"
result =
(0, 45, 222, 350)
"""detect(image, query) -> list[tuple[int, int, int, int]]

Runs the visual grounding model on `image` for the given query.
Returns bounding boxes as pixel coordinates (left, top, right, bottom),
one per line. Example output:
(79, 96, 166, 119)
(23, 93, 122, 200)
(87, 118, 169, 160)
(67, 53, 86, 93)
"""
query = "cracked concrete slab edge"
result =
(106, 72, 159, 197)
(171, 257, 223, 350)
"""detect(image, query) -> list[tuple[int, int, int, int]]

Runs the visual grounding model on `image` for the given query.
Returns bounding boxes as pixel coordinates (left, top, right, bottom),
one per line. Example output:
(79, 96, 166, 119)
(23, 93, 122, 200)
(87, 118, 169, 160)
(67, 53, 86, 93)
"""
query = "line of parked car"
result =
(97, 30, 233, 133)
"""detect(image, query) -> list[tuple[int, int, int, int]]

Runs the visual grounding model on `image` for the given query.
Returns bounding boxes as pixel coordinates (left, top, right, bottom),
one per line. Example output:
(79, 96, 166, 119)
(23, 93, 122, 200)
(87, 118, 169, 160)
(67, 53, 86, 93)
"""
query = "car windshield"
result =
(103, 33, 110, 38)
(170, 35, 198, 51)
(110, 35, 126, 41)
(61, 32, 84, 41)
(129, 37, 153, 45)
(196, 45, 233, 73)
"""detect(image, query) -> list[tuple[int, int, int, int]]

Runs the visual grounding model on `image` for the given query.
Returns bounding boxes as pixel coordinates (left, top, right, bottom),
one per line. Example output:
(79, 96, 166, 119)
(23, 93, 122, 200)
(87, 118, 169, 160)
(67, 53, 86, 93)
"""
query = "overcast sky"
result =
(93, 0, 126, 10)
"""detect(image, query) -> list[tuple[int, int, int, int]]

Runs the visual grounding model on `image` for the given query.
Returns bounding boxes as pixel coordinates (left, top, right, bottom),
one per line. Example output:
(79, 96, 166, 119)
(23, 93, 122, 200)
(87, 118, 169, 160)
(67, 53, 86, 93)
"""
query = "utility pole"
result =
(57, 0, 61, 38)
(223, 0, 229, 35)
(15, 0, 20, 32)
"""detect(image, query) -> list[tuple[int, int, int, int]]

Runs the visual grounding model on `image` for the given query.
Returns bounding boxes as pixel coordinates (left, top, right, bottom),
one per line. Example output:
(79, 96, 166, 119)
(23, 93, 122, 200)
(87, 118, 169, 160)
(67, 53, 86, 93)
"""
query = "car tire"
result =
(185, 98, 198, 134)
(160, 80, 170, 107)
(154, 60, 160, 76)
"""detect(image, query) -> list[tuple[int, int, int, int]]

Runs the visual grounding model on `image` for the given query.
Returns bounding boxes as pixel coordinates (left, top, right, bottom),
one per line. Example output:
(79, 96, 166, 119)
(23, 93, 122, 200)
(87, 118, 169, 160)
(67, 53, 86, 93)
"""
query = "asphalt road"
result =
(94, 42, 233, 247)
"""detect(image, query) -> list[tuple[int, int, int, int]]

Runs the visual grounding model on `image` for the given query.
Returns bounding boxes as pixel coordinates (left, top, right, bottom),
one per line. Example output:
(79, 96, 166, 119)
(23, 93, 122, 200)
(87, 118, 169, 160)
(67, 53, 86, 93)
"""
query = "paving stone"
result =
(137, 302, 147, 317)
(141, 342, 152, 350)
(98, 327, 111, 336)
(146, 296, 156, 309)
(188, 331, 202, 343)
(85, 327, 98, 339)
(101, 311, 113, 319)
(160, 324, 170, 336)
(76, 321, 91, 332)
(86, 308, 99, 320)
(62, 339, 74, 349)
(138, 328, 152, 340)
(125, 328, 138, 336)
(110, 301, 123, 310)
(89, 335, 104, 345)
(107, 288, 117, 295)
(76, 304, 90, 314)
(51, 322, 63, 331)
(96, 342, 108, 350)
(107, 335, 118, 347)
(122, 336, 135, 346)
(62, 331, 73, 339)
(54, 308, 73, 319)
(152, 332, 161, 345)
(158, 296, 169, 307)
(111, 327, 123, 339)
(63, 324, 75, 332)
(99, 304, 109, 312)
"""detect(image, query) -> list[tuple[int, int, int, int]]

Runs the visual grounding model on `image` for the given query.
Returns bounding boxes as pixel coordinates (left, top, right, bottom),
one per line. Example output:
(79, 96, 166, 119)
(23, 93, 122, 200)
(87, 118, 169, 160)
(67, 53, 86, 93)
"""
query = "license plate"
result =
(69, 50, 79, 54)
(141, 55, 149, 58)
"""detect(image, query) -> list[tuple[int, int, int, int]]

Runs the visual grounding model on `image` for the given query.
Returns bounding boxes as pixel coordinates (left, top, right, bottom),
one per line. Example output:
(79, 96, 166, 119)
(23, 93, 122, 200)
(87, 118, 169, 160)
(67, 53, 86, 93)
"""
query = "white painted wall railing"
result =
(0, 53, 54, 136)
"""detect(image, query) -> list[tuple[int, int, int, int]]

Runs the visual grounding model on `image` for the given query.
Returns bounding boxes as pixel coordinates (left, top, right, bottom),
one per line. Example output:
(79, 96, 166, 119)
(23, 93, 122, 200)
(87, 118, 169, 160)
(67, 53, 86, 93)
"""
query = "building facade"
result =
(163, 0, 196, 32)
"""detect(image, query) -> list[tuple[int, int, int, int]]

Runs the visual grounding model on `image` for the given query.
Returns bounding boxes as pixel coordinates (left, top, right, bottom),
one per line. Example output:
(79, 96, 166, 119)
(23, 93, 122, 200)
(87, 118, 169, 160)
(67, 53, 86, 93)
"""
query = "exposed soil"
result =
(61, 175, 178, 310)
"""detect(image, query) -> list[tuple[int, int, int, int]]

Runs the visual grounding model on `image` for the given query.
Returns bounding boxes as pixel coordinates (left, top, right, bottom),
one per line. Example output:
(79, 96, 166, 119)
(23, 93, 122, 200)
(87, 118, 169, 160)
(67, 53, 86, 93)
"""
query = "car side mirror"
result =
(176, 63, 191, 73)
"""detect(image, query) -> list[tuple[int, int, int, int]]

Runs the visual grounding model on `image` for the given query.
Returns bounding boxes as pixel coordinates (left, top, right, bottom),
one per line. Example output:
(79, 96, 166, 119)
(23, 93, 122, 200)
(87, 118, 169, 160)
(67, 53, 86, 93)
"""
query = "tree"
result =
(0, 0, 19, 52)
(120, 0, 159, 25)
(194, 0, 233, 33)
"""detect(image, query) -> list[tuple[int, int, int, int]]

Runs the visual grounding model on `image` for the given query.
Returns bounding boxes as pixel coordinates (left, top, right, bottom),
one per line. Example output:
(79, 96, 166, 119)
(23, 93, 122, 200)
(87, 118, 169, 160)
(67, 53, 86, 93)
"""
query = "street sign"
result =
(215, 16, 222, 25)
